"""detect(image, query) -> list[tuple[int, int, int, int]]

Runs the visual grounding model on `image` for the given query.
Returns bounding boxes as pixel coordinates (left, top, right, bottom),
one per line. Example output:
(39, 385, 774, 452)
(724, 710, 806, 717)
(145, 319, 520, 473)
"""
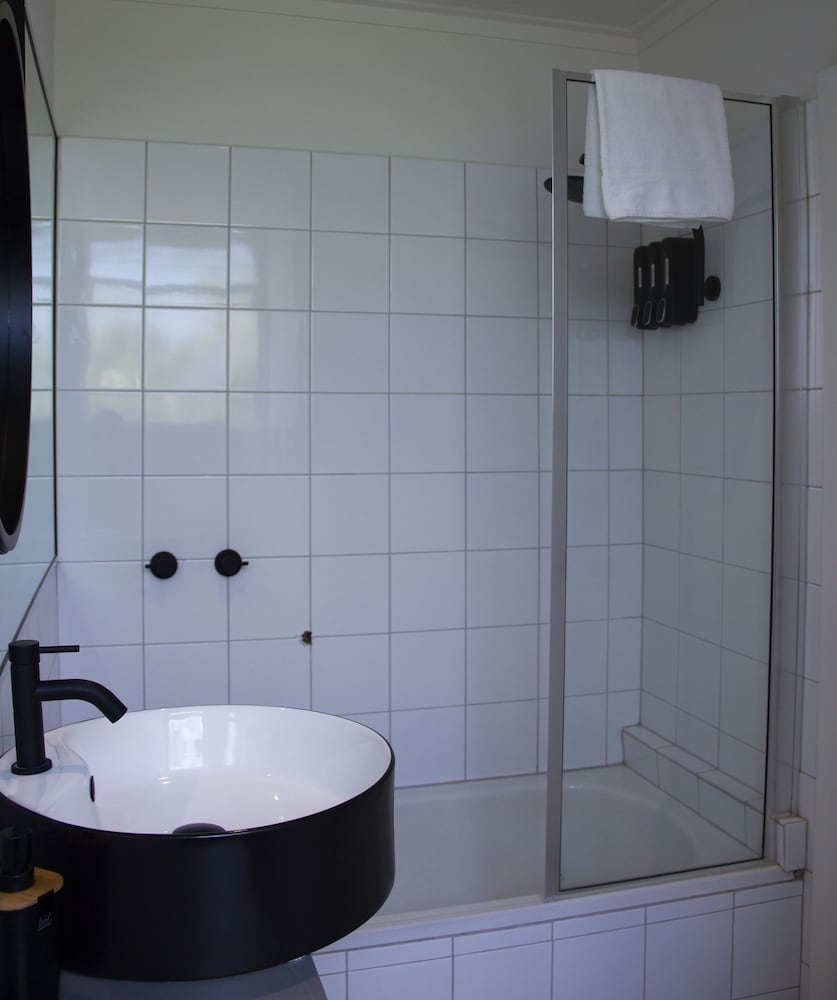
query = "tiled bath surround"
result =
(42, 138, 573, 786)
(635, 113, 775, 812)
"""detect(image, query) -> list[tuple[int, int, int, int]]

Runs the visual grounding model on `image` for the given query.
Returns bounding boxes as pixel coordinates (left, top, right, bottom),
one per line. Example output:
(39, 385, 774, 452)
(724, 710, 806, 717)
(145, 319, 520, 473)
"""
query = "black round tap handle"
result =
(146, 551, 178, 579)
(215, 549, 249, 577)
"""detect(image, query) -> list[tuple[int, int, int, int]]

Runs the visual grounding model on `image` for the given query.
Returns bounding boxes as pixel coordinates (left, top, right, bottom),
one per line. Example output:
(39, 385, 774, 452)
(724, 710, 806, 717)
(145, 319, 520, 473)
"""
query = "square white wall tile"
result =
(467, 472, 539, 550)
(229, 393, 309, 475)
(553, 926, 644, 1000)
(390, 473, 465, 552)
(56, 561, 141, 650)
(720, 649, 768, 752)
(568, 244, 607, 321)
(644, 396, 680, 472)
(680, 474, 723, 561)
(146, 143, 229, 225)
(391, 629, 465, 709)
(466, 700, 538, 779)
(348, 959, 452, 1000)
(230, 146, 310, 229)
(229, 475, 310, 558)
(311, 313, 388, 392)
(568, 320, 607, 395)
(642, 620, 678, 703)
(311, 474, 388, 555)
(466, 239, 538, 317)
(144, 392, 227, 475)
(609, 545, 642, 619)
(724, 392, 774, 483)
(565, 545, 608, 622)
(391, 235, 465, 314)
(391, 395, 464, 473)
(311, 633, 389, 715)
(724, 479, 772, 572)
(607, 246, 634, 323)
(467, 624, 538, 703)
(391, 707, 465, 785)
(467, 317, 539, 394)
(391, 157, 464, 237)
(567, 471, 608, 547)
(55, 306, 142, 389)
(311, 232, 389, 312)
(391, 314, 464, 393)
(724, 300, 774, 392)
(144, 641, 229, 710)
(733, 897, 802, 997)
(609, 397, 643, 470)
(57, 390, 142, 476)
(229, 638, 311, 709)
(456, 943, 551, 1000)
(391, 551, 465, 631)
(58, 476, 142, 561)
(681, 310, 724, 394)
(679, 555, 722, 644)
(311, 394, 388, 474)
(229, 311, 309, 393)
(58, 221, 144, 305)
(59, 138, 146, 221)
(467, 395, 539, 472)
(230, 228, 310, 310)
(144, 308, 227, 391)
(610, 471, 642, 544)
(144, 475, 226, 560)
(608, 691, 640, 762)
(609, 323, 643, 395)
(563, 693, 607, 769)
(144, 560, 228, 644)
(722, 565, 771, 662)
(645, 910, 733, 1000)
(643, 545, 679, 629)
(682, 394, 724, 476)
(311, 555, 389, 636)
(228, 557, 310, 641)
(312, 153, 388, 233)
(568, 396, 608, 471)
(565, 620, 607, 696)
(145, 224, 228, 308)
(465, 163, 537, 242)
(467, 549, 539, 628)
(678, 633, 721, 726)
(609, 618, 642, 690)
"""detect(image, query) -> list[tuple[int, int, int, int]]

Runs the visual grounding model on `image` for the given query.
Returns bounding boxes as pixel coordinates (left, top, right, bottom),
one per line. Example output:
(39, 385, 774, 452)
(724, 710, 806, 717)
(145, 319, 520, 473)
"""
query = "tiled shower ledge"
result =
(622, 725, 764, 851)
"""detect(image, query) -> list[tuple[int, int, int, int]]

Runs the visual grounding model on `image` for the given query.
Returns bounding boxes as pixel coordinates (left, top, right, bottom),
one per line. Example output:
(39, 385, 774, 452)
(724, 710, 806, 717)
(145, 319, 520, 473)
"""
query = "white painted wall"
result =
(638, 0, 837, 99)
(51, 0, 636, 167)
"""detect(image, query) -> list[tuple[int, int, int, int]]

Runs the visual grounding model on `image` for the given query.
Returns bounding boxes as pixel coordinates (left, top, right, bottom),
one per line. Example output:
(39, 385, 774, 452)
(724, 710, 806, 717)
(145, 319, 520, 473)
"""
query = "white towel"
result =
(583, 69, 735, 225)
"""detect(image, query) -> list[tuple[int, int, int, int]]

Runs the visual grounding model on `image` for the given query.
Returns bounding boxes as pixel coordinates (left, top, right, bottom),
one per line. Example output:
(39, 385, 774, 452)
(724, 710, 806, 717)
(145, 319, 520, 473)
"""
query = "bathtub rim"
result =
(331, 859, 795, 955)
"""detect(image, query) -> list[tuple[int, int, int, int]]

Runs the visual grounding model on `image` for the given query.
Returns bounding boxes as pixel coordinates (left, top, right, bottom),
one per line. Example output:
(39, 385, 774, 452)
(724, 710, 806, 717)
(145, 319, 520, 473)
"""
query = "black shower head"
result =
(543, 175, 584, 203)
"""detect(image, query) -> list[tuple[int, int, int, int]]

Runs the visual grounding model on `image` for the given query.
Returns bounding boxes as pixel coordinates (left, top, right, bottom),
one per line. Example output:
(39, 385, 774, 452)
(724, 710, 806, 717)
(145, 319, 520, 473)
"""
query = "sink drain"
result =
(171, 823, 226, 836)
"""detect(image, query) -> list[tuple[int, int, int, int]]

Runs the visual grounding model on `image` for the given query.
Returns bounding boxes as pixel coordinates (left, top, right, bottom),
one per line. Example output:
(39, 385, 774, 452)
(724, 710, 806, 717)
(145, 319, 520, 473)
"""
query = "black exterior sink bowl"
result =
(0, 705, 395, 981)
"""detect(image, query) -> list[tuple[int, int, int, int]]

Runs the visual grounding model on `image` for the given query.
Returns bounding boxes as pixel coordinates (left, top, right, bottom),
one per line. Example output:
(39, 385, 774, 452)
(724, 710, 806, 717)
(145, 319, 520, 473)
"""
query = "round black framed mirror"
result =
(0, 0, 32, 554)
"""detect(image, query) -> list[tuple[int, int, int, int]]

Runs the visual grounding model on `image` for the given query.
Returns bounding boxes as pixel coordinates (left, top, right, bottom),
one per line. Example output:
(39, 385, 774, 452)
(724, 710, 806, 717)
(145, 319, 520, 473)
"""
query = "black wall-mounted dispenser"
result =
(630, 227, 721, 330)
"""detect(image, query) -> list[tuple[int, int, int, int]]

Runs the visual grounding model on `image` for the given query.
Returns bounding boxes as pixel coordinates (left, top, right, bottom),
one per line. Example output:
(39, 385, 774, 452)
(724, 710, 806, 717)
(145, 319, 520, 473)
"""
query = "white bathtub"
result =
(379, 764, 758, 916)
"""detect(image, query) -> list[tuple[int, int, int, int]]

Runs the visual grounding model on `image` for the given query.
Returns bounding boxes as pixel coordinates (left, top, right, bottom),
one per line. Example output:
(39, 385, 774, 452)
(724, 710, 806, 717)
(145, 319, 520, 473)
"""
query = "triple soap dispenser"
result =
(631, 226, 722, 330)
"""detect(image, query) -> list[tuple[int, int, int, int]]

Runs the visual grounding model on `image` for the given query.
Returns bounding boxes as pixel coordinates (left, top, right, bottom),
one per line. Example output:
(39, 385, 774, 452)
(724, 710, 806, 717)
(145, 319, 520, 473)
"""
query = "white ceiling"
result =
(322, 0, 693, 33)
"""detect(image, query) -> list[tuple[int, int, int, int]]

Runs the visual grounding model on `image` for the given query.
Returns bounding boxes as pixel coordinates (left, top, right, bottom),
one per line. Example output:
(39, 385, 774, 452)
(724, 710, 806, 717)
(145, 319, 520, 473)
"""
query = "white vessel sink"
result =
(0, 705, 395, 982)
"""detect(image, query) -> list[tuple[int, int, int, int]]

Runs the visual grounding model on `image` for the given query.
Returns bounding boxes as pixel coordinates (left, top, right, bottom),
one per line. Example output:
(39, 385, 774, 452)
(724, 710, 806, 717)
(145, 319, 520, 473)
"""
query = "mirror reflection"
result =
(0, 28, 57, 663)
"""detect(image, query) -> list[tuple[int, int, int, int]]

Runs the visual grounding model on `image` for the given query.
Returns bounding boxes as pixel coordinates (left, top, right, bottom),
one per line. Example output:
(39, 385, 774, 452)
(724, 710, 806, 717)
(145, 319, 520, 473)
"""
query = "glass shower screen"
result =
(550, 75, 775, 890)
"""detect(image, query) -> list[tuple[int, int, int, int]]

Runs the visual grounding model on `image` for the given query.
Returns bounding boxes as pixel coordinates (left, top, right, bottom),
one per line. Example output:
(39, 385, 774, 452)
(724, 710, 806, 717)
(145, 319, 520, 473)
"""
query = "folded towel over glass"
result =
(583, 69, 735, 225)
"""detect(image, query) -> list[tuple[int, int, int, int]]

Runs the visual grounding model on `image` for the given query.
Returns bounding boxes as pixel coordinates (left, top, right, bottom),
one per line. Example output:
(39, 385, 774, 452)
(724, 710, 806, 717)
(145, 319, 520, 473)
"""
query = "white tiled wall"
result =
(50, 138, 553, 786)
(637, 112, 776, 814)
(562, 208, 644, 769)
(317, 878, 803, 1000)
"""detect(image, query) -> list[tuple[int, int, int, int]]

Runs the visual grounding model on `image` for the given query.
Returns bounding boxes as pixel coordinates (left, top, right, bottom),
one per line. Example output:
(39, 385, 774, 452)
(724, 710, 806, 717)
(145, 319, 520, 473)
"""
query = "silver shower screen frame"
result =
(545, 69, 789, 898)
